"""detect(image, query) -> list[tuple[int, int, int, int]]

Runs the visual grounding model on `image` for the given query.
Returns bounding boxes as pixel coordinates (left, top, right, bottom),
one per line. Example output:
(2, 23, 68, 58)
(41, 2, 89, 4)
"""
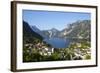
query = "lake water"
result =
(44, 38, 71, 48)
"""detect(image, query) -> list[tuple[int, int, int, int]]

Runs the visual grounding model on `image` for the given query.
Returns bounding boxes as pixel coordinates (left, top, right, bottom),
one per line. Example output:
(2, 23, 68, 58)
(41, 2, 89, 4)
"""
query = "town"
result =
(23, 40, 91, 62)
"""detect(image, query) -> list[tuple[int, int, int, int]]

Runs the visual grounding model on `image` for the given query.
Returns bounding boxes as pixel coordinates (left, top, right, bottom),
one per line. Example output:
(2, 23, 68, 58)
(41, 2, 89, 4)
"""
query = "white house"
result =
(39, 48, 54, 56)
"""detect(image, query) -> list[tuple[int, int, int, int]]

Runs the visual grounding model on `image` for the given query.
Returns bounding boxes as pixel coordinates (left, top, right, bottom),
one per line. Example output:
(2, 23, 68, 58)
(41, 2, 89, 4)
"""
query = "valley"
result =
(23, 20, 91, 62)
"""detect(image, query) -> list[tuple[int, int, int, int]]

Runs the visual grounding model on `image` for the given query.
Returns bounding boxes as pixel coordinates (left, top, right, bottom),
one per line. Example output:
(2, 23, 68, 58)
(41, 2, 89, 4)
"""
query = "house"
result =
(39, 47, 54, 56)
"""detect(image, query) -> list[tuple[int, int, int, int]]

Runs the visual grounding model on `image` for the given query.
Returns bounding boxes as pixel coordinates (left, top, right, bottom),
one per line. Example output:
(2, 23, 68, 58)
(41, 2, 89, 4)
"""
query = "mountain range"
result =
(23, 20, 91, 44)
(40, 20, 90, 39)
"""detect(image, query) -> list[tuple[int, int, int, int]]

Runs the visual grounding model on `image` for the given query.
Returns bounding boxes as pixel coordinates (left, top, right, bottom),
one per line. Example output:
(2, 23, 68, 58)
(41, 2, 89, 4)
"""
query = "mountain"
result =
(42, 28, 60, 38)
(60, 20, 91, 39)
(30, 25, 48, 38)
(23, 21, 43, 44)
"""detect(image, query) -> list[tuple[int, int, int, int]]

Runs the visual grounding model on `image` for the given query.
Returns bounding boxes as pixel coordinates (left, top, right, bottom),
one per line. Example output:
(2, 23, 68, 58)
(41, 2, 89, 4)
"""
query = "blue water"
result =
(44, 38, 71, 48)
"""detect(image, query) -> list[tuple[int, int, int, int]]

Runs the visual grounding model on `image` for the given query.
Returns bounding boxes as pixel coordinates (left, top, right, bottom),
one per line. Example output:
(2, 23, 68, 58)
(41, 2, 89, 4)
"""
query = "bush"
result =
(84, 54, 91, 60)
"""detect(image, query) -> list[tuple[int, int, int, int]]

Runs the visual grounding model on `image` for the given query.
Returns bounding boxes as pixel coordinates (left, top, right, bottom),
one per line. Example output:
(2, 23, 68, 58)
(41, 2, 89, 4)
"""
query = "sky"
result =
(23, 10, 91, 31)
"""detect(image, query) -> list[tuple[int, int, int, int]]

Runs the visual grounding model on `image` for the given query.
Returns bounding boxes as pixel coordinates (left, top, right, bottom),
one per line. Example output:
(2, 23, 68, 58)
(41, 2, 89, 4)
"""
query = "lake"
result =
(44, 38, 71, 48)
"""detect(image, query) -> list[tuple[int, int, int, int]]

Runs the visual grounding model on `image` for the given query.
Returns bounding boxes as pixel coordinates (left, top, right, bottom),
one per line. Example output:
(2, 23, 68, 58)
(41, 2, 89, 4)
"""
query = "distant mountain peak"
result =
(51, 28, 58, 30)
(50, 28, 59, 32)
